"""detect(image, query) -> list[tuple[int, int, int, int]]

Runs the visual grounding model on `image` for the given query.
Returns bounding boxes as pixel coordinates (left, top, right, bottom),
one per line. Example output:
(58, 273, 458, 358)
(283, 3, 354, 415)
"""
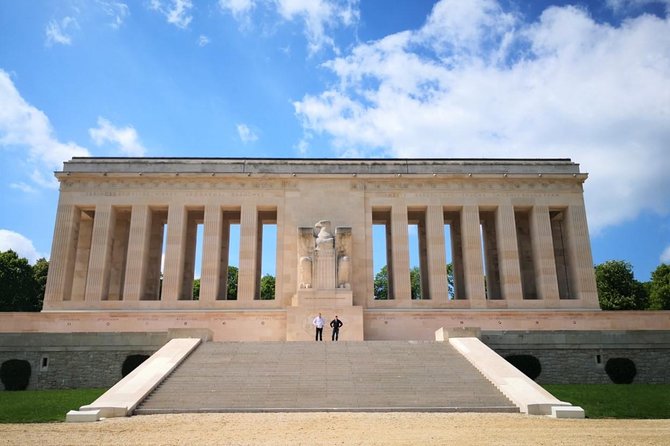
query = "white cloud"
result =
(150, 0, 193, 29)
(219, 0, 256, 19)
(294, 0, 670, 233)
(45, 17, 79, 46)
(198, 35, 210, 46)
(98, 1, 130, 29)
(607, 0, 670, 13)
(237, 123, 259, 143)
(220, 0, 359, 54)
(89, 117, 147, 156)
(0, 69, 90, 189)
(0, 229, 45, 263)
(10, 182, 38, 194)
(274, 0, 359, 54)
(661, 245, 670, 264)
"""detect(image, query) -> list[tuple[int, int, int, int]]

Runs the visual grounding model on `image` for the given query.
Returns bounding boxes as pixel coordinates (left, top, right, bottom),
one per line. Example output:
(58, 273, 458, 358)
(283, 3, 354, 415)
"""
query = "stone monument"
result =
(36, 157, 608, 342)
(290, 220, 361, 340)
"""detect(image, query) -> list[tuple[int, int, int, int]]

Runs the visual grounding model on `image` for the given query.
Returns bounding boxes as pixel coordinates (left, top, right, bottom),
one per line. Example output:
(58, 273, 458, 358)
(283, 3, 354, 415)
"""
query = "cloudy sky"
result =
(0, 0, 668, 281)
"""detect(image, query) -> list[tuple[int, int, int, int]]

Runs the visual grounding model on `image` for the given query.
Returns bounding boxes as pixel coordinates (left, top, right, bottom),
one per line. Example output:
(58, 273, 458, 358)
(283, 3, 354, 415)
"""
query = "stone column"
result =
(462, 205, 486, 307)
(43, 204, 79, 308)
(218, 215, 232, 300)
(274, 205, 285, 304)
(237, 204, 258, 303)
(162, 203, 187, 302)
(449, 213, 466, 300)
(530, 205, 560, 304)
(391, 204, 411, 302)
(107, 212, 130, 300)
(496, 204, 523, 302)
(123, 205, 151, 301)
(180, 213, 199, 300)
(70, 214, 93, 302)
(144, 211, 166, 300)
(85, 204, 115, 302)
(565, 204, 599, 307)
(426, 205, 449, 303)
(200, 205, 222, 303)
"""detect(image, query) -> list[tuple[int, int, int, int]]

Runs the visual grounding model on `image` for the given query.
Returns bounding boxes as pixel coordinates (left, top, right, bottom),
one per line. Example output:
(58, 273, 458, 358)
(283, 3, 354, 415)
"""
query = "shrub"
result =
(505, 354, 542, 380)
(121, 354, 150, 377)
(605, 358, 637, 384)
(1, 359, 32, 391)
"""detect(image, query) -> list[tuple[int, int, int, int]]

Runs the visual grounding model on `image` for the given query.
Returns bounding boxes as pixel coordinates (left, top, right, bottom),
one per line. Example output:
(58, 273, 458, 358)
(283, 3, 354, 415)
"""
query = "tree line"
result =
(0, 249, 668, 311)
(0, 250, 48, 311)
(373, 260, 670, 310)
(192, 266, 275, 300)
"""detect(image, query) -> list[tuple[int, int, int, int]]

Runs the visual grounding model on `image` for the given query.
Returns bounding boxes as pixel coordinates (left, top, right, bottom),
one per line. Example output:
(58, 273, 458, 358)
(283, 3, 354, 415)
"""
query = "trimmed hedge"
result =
(605, 357, 637, 384)
(504, 354, 542, 380)
(1, 359, 32, 391)
(121, 354, 150, 377)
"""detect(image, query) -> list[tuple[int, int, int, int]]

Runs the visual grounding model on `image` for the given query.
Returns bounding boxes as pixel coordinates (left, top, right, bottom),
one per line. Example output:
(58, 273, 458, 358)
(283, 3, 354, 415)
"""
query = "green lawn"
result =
(0, 388, 106, 423)
(1, 385, 669, 422)
(544, 384, 670, 419)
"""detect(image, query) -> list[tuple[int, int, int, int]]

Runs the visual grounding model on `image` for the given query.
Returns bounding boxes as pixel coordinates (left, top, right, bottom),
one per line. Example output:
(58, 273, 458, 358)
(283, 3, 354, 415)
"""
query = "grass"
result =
(0, 388, 106, 423)
(544, 384, 670, 419)
(1, 385, 668, 422)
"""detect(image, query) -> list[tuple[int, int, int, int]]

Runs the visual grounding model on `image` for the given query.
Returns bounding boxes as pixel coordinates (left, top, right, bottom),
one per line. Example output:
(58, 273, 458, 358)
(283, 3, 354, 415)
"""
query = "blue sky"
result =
(0, 0, 669, 282)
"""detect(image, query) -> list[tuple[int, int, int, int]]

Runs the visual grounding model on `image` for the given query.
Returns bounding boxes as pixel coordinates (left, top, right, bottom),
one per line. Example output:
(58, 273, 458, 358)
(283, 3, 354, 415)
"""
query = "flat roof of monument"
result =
(60, 157, 583, 176)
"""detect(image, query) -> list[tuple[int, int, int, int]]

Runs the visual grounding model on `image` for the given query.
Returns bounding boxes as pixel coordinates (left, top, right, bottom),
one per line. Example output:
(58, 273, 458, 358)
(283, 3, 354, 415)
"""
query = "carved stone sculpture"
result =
(315, 220, 334, 249)
(297, 221, 352, 290)
(298, 227, 314, 289)
(335, 227, 352, 289)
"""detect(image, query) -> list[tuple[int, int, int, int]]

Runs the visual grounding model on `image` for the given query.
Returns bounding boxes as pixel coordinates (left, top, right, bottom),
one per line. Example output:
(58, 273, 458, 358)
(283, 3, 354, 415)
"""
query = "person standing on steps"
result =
(330, 315, 343, 341)
(313, 312, 325, 341)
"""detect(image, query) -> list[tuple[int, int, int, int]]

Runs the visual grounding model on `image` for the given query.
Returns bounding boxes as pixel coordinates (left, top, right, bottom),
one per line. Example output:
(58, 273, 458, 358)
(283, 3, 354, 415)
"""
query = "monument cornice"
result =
(57, 175, 585, 194)
(57, 156, 585, 177)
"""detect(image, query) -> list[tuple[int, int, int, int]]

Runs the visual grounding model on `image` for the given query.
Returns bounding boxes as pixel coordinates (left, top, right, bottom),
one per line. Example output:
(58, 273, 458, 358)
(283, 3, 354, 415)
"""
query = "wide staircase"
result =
(134, 341, 518, 414)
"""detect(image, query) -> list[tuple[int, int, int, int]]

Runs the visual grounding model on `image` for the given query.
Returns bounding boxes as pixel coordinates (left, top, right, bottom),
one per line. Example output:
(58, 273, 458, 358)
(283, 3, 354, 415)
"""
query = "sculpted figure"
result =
(314, 220, 334, 249)
(336, 227, 352, 288)
(298, 227, 314, 288)
(297, 221, 352, 290)
(299, 256, 312, 289)
(337, 255, 351, 289)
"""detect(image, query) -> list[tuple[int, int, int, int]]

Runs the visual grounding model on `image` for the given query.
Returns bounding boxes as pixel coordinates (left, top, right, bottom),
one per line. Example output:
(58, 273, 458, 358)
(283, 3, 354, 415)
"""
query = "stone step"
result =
(135, 341, 518, 414)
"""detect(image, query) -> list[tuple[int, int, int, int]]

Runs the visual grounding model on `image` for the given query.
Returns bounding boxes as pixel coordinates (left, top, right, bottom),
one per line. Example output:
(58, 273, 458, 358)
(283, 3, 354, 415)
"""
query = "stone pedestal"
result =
(313, 246, 337, 289)
(286, 305, 363, 341)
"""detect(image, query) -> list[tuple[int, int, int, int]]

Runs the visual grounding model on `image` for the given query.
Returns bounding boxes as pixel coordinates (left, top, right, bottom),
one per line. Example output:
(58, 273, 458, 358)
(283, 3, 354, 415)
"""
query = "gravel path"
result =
(1, 413, 669, 446)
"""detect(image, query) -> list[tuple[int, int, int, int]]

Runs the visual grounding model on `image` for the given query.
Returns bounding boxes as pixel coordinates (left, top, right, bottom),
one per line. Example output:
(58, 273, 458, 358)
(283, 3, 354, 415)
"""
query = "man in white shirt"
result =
(313, 313, 325, 341)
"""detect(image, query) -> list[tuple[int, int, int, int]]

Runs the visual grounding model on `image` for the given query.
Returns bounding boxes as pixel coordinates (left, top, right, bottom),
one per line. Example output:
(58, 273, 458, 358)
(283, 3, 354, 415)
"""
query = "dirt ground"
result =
(1, 412, 668, 446)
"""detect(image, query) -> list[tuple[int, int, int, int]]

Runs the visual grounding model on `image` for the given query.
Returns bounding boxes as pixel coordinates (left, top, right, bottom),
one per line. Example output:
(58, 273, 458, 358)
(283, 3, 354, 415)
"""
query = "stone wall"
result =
(0, 332, 166, 390)
(483, 330, 670, 384)
(3, 328, 669, 390)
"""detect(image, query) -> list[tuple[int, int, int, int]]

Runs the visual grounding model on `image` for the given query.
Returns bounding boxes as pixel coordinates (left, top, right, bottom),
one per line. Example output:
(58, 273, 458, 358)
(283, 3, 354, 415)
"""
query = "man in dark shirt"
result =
(330, 315, 343, 341)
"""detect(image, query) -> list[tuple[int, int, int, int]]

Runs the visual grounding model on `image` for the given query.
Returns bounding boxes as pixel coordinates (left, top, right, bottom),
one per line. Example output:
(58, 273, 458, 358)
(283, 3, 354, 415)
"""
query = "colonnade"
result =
(370, 202, 597, 307)
(43, 199, 599, 310)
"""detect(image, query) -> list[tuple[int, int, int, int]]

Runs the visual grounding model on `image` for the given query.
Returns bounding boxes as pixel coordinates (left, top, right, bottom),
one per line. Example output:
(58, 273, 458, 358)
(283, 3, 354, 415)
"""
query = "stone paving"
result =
(135, 341, 518, 413)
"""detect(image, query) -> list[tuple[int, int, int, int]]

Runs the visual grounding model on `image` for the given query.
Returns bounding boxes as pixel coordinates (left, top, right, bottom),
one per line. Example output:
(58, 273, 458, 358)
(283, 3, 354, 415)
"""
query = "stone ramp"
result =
(135, 341, 518, 414)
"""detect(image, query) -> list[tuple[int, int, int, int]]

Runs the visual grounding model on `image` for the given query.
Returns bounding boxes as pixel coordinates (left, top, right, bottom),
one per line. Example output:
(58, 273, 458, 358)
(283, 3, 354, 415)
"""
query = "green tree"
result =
(410, 266, 422, 299)
(192, 278, 200, 300)
(32, 257, 49, 310)
(227, 266, 238, 300)
(447, 262, 455, 299)
(374, 265, 388, 299)
(0, 250, 39, 311)
(649, 263, 670, 310)
(595, 260, 648, 310)
(260, 274, 275, 300)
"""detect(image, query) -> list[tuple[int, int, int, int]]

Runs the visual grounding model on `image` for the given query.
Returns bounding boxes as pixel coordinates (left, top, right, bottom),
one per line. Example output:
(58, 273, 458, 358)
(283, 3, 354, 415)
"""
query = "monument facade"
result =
(41, 157, 601, 340)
